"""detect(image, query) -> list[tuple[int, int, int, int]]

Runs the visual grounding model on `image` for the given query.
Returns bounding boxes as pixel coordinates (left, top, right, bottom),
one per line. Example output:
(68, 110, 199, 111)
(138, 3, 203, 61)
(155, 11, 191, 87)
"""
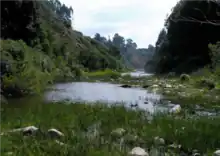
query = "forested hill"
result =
(93, 33, 155, 69)
(145, 0, 220, 74)
(0, 0, 126, 97)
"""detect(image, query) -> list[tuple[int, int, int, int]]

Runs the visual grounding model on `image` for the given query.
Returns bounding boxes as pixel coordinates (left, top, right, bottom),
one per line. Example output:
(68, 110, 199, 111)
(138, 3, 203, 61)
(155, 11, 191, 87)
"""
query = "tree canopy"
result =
(145, 0, 220, 74)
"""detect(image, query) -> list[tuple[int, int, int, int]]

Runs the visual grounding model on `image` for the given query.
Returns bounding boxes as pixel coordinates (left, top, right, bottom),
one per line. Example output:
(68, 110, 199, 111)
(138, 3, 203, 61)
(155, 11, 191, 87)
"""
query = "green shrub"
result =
(198, 78, 215, 90)
(180, 74, 190, 81)
(1, 40, 54, 96)
(84, 69, 121, 79)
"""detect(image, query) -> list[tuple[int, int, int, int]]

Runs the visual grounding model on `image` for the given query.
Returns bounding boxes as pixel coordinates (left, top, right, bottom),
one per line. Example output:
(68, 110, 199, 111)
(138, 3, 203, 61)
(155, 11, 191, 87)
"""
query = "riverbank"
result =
(1, 101, 220, 156)
(85, 72, 220, 112)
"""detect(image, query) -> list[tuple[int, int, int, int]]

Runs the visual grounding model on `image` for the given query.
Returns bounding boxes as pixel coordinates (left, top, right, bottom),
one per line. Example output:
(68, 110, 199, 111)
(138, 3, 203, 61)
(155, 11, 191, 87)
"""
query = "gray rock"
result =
(22, 126, 39, 136)
(128, 147, 149, 156)
(154, 136, 165, 145)
(213, 150, 220, 156)
(48, 128, 64, 138)
(55, 140, 65, 146)
(4, 126, 39, 136)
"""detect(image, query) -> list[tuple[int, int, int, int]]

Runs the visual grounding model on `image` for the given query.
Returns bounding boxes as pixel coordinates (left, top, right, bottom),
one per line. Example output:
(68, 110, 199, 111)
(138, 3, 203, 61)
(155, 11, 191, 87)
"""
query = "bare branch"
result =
(169, 0, 220, 26)
(170, 16, 220, 26)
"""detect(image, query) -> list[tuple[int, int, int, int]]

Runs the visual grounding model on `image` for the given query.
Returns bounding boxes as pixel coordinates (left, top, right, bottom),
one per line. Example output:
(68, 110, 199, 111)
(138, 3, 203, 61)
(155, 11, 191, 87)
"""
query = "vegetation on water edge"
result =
(1, 102, 220, 156)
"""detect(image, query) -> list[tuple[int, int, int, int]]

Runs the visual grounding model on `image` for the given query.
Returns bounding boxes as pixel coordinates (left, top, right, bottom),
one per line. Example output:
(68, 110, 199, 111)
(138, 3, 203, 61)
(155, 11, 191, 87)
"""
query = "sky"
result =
(61, 0, 179, 48)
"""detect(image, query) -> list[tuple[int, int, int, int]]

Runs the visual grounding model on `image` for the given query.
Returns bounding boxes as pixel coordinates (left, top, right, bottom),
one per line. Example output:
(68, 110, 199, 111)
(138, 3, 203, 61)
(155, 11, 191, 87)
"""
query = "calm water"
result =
(45, 82, 170, 113)
(6, 71, 172, 113)
(6, 71, 218, 115)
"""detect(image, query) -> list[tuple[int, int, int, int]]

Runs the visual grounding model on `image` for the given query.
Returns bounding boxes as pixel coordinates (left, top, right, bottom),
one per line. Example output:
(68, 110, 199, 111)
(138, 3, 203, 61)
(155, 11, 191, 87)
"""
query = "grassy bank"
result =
(1, 102, 220, 156)
(82, 69, 121, 80)
(98, 71, 220, 111)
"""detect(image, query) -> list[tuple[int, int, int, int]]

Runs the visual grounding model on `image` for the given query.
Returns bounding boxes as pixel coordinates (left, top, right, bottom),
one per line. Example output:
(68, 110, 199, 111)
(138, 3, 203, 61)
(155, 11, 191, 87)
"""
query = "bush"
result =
(180, 74, 190, 81)
(84, 69, 121, 79)
(198, 78, 215, 90)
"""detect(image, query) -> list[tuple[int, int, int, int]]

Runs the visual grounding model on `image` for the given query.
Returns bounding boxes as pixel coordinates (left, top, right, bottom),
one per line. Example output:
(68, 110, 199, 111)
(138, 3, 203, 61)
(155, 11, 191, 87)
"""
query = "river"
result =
(6, 70, 219, 115)
(7, 71, 171, 112)
(44, 71, 174, 113)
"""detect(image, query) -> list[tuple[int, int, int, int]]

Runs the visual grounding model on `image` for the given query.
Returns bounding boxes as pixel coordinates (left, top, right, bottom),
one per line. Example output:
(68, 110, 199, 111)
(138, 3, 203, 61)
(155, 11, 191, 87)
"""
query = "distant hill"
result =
(93, 33, 155, 69)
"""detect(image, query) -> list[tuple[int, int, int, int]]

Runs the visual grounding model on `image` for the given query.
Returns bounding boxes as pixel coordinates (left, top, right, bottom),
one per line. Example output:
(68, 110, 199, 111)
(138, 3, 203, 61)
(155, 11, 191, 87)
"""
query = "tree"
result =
(112, 33, 125, 49)
(153, 0, 220, 74)
(155, 29, 167, 47)
(1, 0, 40, 45)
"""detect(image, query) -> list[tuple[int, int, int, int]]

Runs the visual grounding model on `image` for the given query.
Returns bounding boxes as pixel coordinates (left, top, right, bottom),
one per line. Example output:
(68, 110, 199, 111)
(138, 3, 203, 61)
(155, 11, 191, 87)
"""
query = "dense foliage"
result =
(0, 0, 125, 97)
(93, 33, 155, 69)
(145, 0, 220, 74)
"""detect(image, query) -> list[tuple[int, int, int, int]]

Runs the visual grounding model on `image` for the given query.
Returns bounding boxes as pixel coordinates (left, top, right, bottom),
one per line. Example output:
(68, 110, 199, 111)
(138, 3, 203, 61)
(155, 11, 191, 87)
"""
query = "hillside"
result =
(0, 0, 125, 97)
(144, 0, 220, 74)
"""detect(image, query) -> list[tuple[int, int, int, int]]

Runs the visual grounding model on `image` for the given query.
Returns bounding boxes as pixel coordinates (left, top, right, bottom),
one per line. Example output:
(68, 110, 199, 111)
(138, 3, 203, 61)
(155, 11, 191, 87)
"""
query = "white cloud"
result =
(61, 0, 179, 48)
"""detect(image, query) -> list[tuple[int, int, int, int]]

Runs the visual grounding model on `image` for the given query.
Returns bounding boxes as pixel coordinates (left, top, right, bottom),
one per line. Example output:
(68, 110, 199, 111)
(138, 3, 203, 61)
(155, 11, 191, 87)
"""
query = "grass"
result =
(1, 102, 220, 156)
(104, 73, 220, 111)
(82, 69, 121, 80)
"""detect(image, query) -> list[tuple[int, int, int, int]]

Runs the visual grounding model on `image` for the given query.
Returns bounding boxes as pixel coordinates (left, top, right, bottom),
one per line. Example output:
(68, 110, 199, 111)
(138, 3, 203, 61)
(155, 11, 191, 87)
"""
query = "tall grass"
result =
(1, 102, 220, 155)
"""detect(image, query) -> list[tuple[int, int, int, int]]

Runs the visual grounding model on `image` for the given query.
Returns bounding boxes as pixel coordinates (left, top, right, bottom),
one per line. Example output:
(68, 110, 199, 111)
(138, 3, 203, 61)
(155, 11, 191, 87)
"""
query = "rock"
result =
(154, 136, 165, 145)
(22, 126, 39, 136)
(128, 147, 149, 156)
(152, 84, 158, 88)
(165, 84, 172, 88)
(4, 126, 39, 136)
(170, 105, 181, 114)
(142, 85, 150, 89)
(1, 94, 8, 104)
(120, 84, 132, 88)
(48, 128, 64, 138)
(213, 150, 220, 156)
(111, 128, 126, 137)
(130, 104, 138, 108)
(55, 140, 65, 146)
(168, 143, 181, 149)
